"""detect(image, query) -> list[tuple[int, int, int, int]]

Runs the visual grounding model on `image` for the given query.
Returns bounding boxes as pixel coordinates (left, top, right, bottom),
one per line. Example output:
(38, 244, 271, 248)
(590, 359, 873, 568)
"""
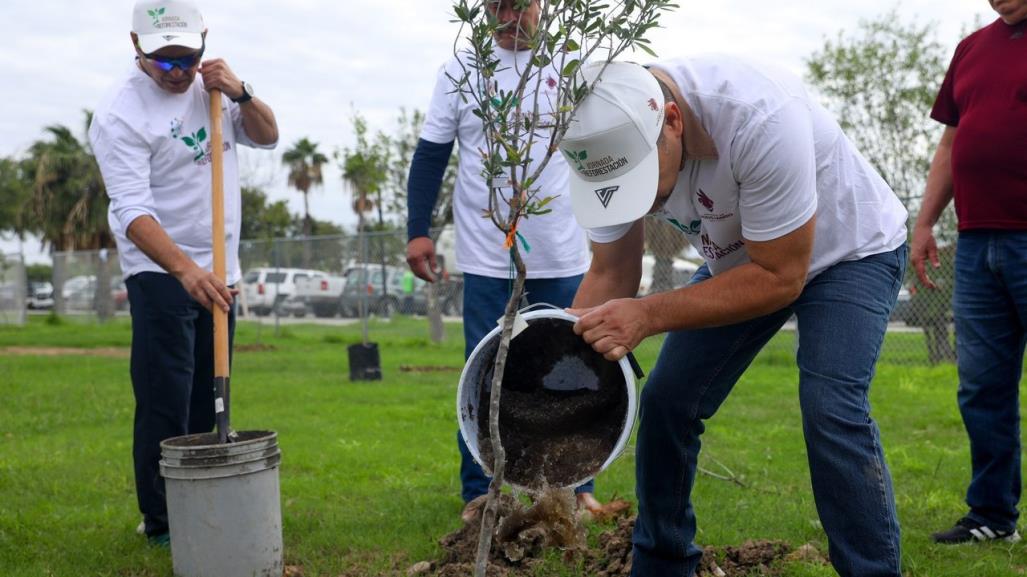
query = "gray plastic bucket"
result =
(159, 430, 283, 577)
(457, 309, 637, 491)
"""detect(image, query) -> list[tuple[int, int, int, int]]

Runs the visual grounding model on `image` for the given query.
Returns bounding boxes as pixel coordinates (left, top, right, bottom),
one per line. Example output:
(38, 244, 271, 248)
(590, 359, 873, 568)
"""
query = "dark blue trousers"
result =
(126, 272, 235, 537)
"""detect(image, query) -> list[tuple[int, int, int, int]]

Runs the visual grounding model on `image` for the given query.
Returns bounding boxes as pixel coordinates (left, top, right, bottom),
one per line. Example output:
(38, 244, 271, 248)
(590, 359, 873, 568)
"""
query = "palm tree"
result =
(25, 112, 111, 252)
(23, 110, 115, 319)
(281, 138, 328, 239)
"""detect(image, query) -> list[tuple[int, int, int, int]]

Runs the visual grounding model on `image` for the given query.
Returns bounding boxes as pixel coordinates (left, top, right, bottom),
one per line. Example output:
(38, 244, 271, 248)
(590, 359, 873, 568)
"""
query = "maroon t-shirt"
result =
(931, 17, 1027, 231)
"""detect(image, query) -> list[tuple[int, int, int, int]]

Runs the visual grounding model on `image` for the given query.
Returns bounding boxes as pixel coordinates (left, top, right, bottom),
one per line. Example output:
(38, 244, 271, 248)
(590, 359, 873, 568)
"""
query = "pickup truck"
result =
(241, 267, 328, 316)
(293, 273, 347, 318)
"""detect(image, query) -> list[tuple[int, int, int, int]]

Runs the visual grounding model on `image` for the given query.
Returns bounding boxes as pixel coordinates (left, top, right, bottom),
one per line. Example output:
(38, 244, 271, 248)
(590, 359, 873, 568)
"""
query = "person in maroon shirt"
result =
(912, 0, 1027, 545)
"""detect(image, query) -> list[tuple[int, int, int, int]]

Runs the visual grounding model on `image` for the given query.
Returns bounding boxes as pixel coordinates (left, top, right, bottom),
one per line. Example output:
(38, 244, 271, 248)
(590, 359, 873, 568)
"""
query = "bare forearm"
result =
(126, 215, 198, 279)
(126, 215, 235, 312)
(572, 270, 638, 309)
(239, 99, 278, 145)
(642, 261, 804, 334)
(914, 128, 955, 231)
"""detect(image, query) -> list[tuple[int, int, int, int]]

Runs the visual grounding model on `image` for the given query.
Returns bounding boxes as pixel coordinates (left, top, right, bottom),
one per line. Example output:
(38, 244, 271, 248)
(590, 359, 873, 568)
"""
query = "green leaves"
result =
(196, 127, 207, 143)
(181, 136, 196, 147)
(560, 59, 581, 77)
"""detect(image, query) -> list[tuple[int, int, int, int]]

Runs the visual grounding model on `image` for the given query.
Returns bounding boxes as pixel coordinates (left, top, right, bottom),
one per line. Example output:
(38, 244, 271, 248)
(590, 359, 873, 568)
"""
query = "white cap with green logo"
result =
(560, 61, 664, 229)
(132, 0, 205, 54)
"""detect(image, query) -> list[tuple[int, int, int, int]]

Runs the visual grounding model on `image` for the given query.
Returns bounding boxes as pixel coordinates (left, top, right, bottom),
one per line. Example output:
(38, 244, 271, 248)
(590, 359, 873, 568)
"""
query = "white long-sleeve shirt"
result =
(89, 63, 276, 283)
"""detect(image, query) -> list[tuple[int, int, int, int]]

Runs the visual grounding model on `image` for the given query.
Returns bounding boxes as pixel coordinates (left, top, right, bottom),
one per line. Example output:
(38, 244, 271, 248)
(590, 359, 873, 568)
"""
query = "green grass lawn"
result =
(1, 315, 1024, 576)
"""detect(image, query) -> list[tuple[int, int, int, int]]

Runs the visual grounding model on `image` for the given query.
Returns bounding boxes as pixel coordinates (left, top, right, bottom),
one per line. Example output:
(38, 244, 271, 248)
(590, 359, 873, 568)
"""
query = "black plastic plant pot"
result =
(348, 342, 382, 381)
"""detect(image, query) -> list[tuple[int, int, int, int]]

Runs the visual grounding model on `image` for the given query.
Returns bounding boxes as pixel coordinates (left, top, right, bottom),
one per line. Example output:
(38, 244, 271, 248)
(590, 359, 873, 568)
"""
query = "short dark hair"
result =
(651, 73, 675, 104)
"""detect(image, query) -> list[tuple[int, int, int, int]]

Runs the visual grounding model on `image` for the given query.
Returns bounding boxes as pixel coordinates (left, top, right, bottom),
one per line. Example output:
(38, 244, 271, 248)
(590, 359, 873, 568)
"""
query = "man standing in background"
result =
(913, 0, 1027, 545)
(404, 0, 611, 522)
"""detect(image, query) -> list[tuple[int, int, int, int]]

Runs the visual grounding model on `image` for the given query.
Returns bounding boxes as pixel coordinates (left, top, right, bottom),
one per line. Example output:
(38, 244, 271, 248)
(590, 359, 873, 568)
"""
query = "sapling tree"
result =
(448, 1, 677, 574)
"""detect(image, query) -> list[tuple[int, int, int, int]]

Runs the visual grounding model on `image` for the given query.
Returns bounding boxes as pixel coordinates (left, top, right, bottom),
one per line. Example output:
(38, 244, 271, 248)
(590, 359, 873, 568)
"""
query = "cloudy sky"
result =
(1, 0, 995, 263)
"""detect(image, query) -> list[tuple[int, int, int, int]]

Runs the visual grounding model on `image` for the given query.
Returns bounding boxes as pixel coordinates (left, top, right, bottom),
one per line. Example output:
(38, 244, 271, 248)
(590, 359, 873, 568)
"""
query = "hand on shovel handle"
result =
(209, 89, 232, 444)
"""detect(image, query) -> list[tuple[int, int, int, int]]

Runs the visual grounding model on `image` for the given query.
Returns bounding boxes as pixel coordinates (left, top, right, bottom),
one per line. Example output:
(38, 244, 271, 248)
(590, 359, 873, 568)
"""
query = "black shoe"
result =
(932, 517, 1021, 544)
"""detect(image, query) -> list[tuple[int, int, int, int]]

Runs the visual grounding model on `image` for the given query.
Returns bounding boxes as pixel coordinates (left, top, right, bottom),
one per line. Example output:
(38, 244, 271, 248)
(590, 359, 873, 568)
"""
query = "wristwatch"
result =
(231, 81, 254, 104)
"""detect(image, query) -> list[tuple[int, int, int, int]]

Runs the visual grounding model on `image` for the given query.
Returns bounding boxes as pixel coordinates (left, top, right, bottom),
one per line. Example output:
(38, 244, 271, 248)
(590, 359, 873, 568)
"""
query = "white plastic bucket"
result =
(160, 430, 283, 577)
(457, 309, 637, 490)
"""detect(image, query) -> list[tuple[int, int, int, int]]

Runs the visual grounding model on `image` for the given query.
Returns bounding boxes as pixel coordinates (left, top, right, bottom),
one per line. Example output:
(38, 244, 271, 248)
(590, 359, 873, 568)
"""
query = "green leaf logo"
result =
(148, 7, 164, 26)
(563, 149, 587, 171)
(182, 136, 196, 147)
(196, 127, 207, 142)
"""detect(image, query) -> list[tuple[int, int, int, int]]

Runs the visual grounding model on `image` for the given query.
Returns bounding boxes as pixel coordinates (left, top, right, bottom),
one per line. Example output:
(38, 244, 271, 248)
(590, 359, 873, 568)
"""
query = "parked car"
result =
(240, 268, 328, 316)
(27, 281, 54, 310)
(339, 264, 429, 317)
(62, 275, 97, 310)
(891, 287, 913, 324)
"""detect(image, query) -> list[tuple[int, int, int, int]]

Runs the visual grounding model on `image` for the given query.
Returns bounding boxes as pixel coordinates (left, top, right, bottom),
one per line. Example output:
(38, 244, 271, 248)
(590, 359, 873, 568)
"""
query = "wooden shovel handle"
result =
(210, 90, 229, 378)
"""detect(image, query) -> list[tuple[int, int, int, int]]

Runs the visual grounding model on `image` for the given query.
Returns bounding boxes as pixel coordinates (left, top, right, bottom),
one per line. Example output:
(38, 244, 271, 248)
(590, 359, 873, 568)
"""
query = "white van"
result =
(241, 267, 328, 316)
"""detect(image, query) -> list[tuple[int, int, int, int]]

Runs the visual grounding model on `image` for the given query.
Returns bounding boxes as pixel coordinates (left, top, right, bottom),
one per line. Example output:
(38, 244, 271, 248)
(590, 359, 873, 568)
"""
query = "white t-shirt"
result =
(421, 46, 590, 279)
(89, 64, 275, 284)
(589, 55, 908, 280)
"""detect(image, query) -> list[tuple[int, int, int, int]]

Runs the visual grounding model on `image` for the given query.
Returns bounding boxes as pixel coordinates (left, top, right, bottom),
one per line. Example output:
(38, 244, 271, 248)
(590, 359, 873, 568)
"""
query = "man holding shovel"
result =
(564, 59, 907, 576)
(89, 0, 278, 547)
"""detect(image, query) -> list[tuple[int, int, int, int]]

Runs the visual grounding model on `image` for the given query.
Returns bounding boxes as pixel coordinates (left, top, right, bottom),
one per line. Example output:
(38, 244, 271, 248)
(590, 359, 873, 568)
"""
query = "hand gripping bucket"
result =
(457, 309, 638, 490)
(159, 430, 283, 577)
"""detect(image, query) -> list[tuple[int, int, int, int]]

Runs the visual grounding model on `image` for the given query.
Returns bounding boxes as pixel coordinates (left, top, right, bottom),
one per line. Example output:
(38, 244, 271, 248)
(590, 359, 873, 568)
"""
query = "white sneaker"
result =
(136, 519, 145, 535)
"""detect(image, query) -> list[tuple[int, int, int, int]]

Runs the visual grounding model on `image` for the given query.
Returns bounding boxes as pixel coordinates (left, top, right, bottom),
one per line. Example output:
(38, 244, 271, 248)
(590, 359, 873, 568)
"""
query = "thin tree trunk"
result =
(473, 244, 526, 577)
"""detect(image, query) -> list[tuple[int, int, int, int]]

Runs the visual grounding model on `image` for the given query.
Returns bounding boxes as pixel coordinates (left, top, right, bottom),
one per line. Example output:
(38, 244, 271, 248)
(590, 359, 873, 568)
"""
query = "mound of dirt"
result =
(407, 510, 823, 577)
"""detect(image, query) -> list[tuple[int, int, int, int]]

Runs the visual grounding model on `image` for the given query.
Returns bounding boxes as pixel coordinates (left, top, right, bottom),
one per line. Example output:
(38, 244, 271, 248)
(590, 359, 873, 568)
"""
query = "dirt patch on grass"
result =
(0, 346, 129, 358)
(235, 343, 278, 352)
(1, 343, 277, 357)
(404, 511, 825, 577)
(400, 365, 461, 373)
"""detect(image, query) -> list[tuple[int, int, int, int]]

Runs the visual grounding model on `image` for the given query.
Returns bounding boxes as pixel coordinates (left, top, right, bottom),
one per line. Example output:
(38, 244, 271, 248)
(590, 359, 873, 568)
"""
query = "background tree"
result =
(806, 12, 955, 362)
(805, 11, 950, 237)
(22, 111, 115, 319)
(240, 185, 292, 241)
(282, 138, 328, 240)
(0, 158, 30, 237)
(23, 112, 112, 252)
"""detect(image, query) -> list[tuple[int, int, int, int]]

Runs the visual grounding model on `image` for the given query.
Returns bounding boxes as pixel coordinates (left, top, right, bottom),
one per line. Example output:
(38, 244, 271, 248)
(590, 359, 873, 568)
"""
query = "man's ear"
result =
(663, 101, 684, 142)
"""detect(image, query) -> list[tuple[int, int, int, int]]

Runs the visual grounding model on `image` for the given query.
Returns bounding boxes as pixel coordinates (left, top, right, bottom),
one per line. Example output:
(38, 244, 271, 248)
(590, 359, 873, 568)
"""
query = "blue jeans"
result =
(126, 272, 236, 537)
(953, 231, 1027, 532)
(632, 245, 906, 577)
(458, 272, 595, 502)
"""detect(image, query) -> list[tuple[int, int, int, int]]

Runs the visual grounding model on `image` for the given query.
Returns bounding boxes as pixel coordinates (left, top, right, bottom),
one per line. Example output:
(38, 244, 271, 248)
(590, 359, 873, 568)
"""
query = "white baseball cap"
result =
(560, 61, 665, 229)
(132, 0, 205, 54)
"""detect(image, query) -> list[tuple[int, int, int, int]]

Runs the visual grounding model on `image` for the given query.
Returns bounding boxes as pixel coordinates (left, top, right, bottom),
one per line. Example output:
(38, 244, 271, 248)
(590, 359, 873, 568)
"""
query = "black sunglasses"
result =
(144, 43, 205, 72)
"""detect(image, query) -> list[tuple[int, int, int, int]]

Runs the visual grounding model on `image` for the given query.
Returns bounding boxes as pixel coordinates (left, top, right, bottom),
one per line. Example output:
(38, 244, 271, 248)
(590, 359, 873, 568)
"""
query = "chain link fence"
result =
(0, 253, 27, 326)
(32, 226, 957, 366)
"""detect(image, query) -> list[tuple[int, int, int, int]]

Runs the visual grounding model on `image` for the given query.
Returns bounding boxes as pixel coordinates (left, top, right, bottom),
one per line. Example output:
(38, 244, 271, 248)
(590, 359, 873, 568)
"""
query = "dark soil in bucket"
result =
(401, 512, 825, 577)
(474, 318, 628, 489)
